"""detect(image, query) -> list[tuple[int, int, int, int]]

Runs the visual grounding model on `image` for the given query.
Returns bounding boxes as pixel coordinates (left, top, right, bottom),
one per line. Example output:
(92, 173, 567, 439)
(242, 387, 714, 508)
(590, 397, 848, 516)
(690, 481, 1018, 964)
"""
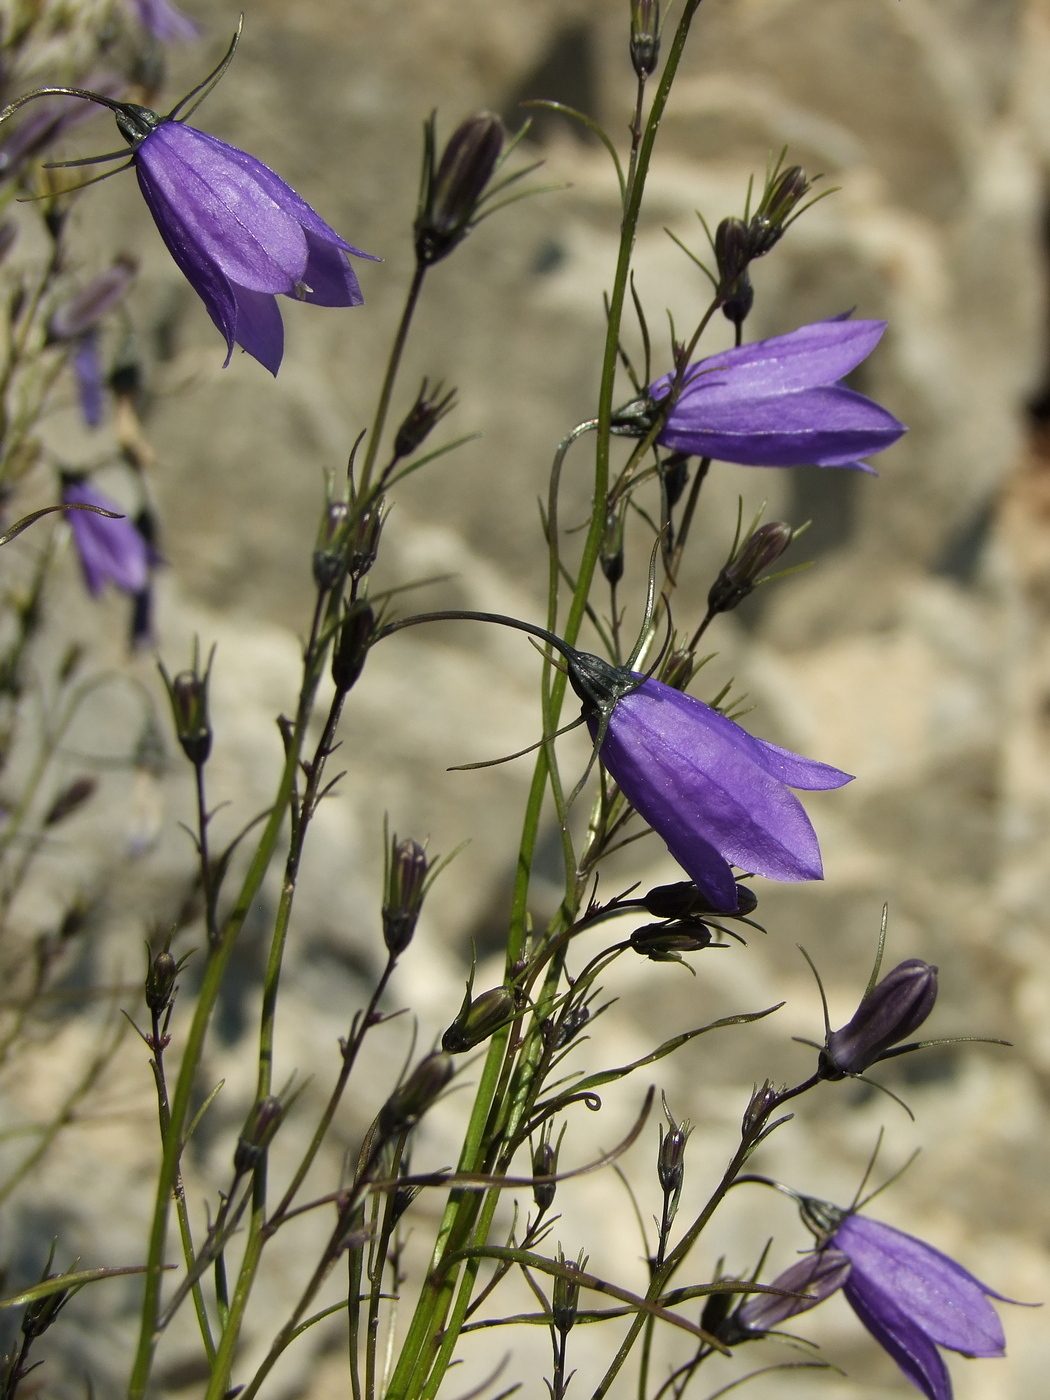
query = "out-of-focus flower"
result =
(131, 0, 200, 44)
(820, 958, 938, 1080)
(567, 652, 851, 911)
(0, 79, 123, 184)
(647, 318, 906, 471)
(62, 478, 149, 596)
(49, 258, 137, 341)
(72, 333, 104, 426)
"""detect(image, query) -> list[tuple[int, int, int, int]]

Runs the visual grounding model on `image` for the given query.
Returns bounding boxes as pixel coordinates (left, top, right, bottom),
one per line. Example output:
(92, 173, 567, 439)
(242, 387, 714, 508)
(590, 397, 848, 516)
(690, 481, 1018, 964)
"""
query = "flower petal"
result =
(834, 1216, 1006, 1357)
(135, 124, 308, 293)
(845, 1271, 953, 1400)
(297, 228, 365, 307)
(231, 286, 284, 376)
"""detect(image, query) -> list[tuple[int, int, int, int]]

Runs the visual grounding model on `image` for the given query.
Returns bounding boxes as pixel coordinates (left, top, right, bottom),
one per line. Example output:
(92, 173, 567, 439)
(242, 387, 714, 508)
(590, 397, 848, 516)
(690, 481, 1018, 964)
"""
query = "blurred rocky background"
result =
(3, 0, 1050, 1396)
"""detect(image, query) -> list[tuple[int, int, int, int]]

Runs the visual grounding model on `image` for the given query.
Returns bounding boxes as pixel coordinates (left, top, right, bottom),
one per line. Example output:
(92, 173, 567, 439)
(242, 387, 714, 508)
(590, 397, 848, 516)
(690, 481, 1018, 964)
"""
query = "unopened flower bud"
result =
(532, 1140, 557, 1212)
(145, 949, 178, 1014)
(700, 1285, 737, 1339)
(44, 775, 96, 826)
(721, 268, 754, 331)
(724, 1249, 851, 1342)
(643, 880, 757, 920)
(659, 451, 690, 509)
(313, 500, 352, 590)
(382, 836, 429, 957)
(415, 112, 504, 266)
(21, 1279, 70, 1340)
(442, 986, 515, 1053)
(707, 522, 794, 616)
(741, 1081, 779, 1139)
(748, 165, 812, 259)
(820, 958, 938, 1080)
(630, 0, 661, 78)
(545, 1004, 590, 1051)
(552, 1252, 586, 1335)
(348, 499, 385, 580)
(379, 1052, 454, 1137)
(160, 648, 213, 766)
(714, 216, 750, 284)
(630, 919, 712, 962)
(658, 648, 698, 693)
(600, 503, 626, 585)
(234, 1095, 283, 1175)
(658, 1110, 690, 1200)
(331, 600, 374, 694)
(394, 380, 457, 461)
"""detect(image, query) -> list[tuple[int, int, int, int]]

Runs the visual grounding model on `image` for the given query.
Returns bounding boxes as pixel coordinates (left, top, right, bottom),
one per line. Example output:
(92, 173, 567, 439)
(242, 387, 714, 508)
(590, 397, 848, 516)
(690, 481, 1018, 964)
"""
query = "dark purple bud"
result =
(658, 1108, 691, 1200)
(442, 986, 515, 1053)
(382, 837, 429, 956)
(600, 503, 626, 585)
(379, 1052, 454, 1136)
(394, 379, 458, 461)
(659, 451, 690, 509)
(748, 165, 813, 258)
(630, 919, 713, 962)
(44, 776, 96, 826)
(630, 0, 661, 79)
(145, 949, 178, 1014)
(552, 1252, 586, 1335)
(708, 522, 794, 616)
(741, 1080, 779, 1139)
(714, 217, 751, 285)
(643, 880, 757, 920)
(48, 257, 137, 341)
(234, 1095, 284, 1174)
(348, 499, 385, 581)
(700, 1284, 737, 1338)
(21, 1278, 71, 1340)
(331, 601, 374, 694)
(415, 112, 504, 266)
(820, 959, 939, 1079)
(532, 1140, 557, 1212)
(313, 500, 351, 590)
(721, 268, 754, 331)
(725, 1249, 851, 1342)
(160, 651, 213, 766)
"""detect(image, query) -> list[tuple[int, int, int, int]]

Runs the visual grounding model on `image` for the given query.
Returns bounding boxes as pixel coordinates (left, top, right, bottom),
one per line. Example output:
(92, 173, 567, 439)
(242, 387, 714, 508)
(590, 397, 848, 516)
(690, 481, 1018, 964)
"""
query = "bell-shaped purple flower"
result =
(130, 118, 377, 374)
(62, 480, 150, 596)
(831, 1213, 1014, 1400)
(572, 656, 852, 910)
(649, 318, 906, 471)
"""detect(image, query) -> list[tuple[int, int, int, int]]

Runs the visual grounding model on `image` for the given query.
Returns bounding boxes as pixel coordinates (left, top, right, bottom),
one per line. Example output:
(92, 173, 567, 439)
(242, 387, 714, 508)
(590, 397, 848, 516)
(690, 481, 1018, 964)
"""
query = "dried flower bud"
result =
(630, 919, 713, 962)
(552, 1253, 587, 1335)
(545, 1003, 591, 1052)
(748, 165, 813, 259)
(659, 451, 690, 509)
(331, 600, 375, 694)
(658, 1107, 691, 1201)
(820, 959, 938, 1080)
(21, 1279, 70, 1340)
(167, 666, 212, 766)
(741, 1080, 779, 1139)
(313, 500, 351, 590)
(630, 0, 661, 79)
(394, 379, 457, 461)
(708, 522, 794, 616)
(379, 1052, 454, 1137)
(415, 112, 504, 266)
(724, 1249, 852, 1342)
(44, 775, 96, 826)
(234, 1095, 284, 1175)
(382, 836, 429, 957)
(600, 503, 626, 585)
(348, 499, 385, 580)
(145, 949, 178, 1014)
(442, 986, 515, 1053)
(643, 880, 757, 920)
(532, 1140, 557, 1213)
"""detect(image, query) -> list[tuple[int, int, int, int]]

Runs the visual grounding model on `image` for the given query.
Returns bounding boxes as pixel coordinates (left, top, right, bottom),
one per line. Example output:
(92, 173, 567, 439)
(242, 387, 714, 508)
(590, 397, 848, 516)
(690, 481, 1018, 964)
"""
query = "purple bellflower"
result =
(643, 318, 906, 471)
(62, 479, 150, 597)
(131, 0, 200, 45)
(796, 1196, 1020, 1400)
(0, 33, 377, 375)
(567, 652, 852, 911)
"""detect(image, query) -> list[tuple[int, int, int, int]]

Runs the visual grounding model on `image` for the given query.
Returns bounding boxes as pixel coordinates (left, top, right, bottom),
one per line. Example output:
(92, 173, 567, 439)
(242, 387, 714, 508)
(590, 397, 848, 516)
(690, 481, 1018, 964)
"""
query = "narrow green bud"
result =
(379, 1052, 454, 1137)
(442, 986, 515, 1053)
(382, 835, 429, 956)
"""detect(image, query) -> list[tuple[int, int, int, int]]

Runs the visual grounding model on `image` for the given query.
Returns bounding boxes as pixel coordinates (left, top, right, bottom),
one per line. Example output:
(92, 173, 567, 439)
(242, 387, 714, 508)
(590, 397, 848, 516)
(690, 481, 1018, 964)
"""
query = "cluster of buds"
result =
(713, 164, 816, 330)
(414, 112, 505, 267)
(312, 493, 386, 591)
(707, 521, 795, 618)
(159, 644, 214, 767)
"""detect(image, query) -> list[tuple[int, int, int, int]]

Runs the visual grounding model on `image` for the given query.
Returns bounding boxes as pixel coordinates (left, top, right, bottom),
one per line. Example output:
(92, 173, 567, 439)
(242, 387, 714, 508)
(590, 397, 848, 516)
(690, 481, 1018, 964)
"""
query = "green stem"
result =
(358, 263, 427, 497)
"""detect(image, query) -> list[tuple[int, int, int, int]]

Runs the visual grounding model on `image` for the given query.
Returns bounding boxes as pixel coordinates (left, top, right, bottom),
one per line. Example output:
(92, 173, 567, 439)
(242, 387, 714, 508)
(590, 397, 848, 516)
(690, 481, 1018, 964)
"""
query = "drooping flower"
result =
(131, 0, 200, 45)
(567, 653, 851, 911)
(62, 479, 150, 596)
(647, 318, 906, 471)
(0, 38, 377, 375)
(795, 1196, 1021, 1400)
